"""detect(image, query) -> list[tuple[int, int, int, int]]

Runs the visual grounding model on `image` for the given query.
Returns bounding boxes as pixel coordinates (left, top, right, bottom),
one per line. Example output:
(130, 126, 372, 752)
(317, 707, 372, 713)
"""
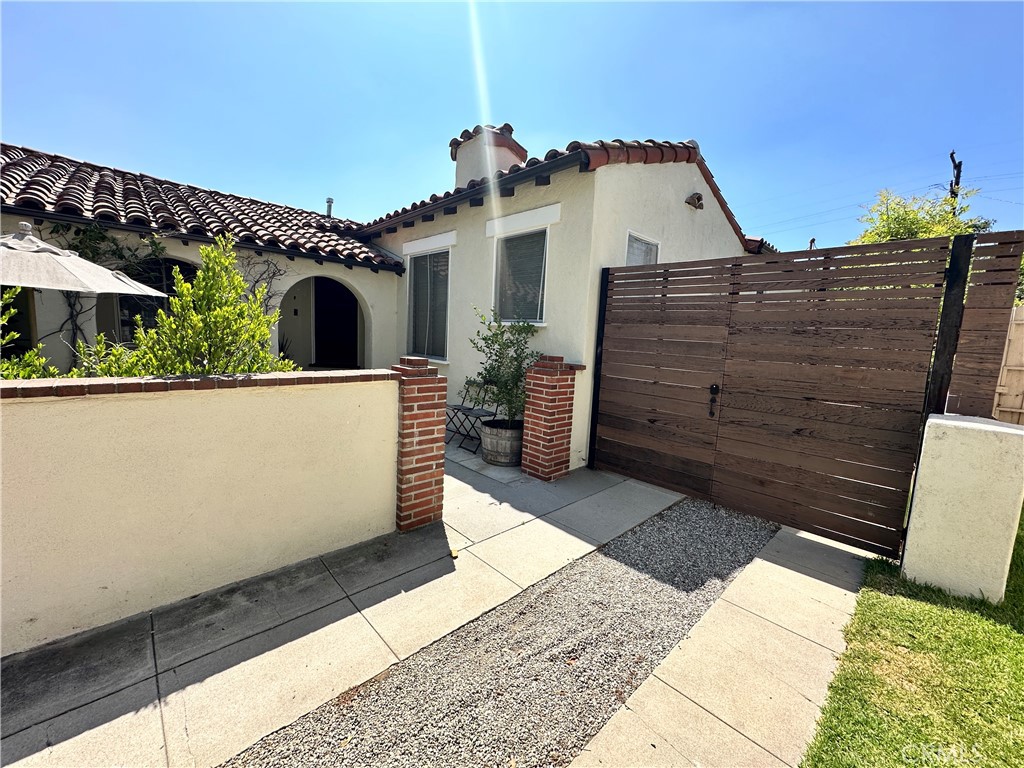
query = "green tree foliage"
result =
(77, 234, 296, 376)
(851, 189, 993, 244)
(0, 287, 62, 379)
(467, 309, 541, 427)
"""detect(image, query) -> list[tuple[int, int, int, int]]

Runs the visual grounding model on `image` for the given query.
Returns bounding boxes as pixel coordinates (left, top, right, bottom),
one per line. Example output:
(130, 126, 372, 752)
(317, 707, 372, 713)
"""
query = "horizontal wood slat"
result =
(712, 467, 906, 527)
(726, 326, 937, 351)
(949, 237, 1021, 416)
(726, 343, 932, 372)
(603, 323, 730, 342)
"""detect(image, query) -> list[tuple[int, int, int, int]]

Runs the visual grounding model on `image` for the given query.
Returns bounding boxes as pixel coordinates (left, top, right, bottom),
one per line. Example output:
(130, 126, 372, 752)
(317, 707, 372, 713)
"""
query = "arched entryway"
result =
(278, 276, 364, 369)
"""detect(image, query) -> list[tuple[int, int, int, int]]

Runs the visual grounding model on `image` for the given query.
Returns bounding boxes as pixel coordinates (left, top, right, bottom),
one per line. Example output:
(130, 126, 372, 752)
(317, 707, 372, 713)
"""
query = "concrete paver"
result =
(350, 549, 520, 659)
(321, 521, 471, 595)
(674, 600, 840, 707)
(721, 563, 854, 654)
(159, 599, 396, 768)
(653, 611, 825, 766)
(0, 680, 166, 768)
(152, 556, 344, 672)
(571, 704, 694, 767)
(757, 528, 865, 590)
(515, 468, 624, 506)
(547, 479, 682, 544)
(468, 517, 600, 588)
(442, 491, 552, 543)
(624, 676, 786, 768)
(0, 615, 154, 739)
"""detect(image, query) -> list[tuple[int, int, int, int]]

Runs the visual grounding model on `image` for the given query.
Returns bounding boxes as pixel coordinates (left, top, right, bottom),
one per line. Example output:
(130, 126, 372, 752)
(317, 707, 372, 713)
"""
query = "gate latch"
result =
(709, 383, 720, 418)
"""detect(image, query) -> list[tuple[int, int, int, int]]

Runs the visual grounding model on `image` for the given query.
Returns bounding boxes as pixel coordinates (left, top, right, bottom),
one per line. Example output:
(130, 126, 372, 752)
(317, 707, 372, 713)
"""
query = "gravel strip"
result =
(223, 498, 778, 768)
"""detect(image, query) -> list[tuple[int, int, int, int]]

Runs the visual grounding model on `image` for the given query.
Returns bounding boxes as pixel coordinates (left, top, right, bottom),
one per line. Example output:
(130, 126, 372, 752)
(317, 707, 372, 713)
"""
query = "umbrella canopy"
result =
(1, 222, 167, 297)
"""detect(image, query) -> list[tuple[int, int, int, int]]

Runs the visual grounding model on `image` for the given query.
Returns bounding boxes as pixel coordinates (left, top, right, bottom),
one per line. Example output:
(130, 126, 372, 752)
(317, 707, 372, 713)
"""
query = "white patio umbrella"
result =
(0, 222, 166, 297)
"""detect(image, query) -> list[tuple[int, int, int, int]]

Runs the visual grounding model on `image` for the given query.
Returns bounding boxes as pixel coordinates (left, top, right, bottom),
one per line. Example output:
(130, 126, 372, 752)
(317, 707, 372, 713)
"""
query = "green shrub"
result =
(76, 234, 296, 376)
(466, 308, 540, 428)
(1, 286, 62, 380)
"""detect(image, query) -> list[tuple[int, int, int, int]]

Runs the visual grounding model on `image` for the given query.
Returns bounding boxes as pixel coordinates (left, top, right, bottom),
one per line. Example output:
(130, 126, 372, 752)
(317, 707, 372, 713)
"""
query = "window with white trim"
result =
(496, 229, 547, 323)
(626, 233, 659, 266)
(409, 250, 449, 359)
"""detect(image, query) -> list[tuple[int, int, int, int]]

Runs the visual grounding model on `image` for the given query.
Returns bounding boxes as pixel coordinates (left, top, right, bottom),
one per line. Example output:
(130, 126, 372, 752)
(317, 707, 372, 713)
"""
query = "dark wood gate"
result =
(589, 232, 1023, 557)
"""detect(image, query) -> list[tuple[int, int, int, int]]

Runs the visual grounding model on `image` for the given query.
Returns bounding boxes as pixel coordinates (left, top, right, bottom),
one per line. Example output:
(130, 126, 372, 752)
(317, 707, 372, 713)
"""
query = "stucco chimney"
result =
(449, 123, 529, 188)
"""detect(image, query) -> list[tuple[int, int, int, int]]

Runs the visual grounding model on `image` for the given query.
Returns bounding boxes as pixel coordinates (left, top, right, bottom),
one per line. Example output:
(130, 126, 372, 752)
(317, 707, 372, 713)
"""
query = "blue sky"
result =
(2, 2, 1021, 251)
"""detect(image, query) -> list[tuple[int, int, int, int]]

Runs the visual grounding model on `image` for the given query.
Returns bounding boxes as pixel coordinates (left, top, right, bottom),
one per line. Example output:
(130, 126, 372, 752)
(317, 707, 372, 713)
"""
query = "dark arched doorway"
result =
(278, 276, 363, 369)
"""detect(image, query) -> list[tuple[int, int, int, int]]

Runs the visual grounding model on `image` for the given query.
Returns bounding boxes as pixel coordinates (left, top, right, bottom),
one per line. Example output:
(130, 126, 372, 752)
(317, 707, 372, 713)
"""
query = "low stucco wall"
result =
(0, 372, 399, 655)
(902, 414, 1024, 602)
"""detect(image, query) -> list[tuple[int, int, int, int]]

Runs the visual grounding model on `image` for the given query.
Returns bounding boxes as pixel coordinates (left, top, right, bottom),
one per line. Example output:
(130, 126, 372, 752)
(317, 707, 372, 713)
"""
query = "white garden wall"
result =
(0, 371, 400, 655)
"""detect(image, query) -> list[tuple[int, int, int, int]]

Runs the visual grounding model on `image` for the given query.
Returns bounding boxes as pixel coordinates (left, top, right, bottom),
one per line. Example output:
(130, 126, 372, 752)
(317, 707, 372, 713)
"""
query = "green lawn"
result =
(802, 519, 1024, 768)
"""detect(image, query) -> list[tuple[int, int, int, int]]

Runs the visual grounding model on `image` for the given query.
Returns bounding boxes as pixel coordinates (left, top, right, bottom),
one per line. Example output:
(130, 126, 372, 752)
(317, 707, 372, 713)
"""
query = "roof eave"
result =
(362, 151, 588, 234)
(1, 205, 406, 276)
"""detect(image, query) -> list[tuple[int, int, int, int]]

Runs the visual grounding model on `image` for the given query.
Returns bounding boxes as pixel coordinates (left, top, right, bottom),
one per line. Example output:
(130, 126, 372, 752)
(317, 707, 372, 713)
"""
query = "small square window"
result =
(626, 233, 658, 266)
(496, 230, 547, 322)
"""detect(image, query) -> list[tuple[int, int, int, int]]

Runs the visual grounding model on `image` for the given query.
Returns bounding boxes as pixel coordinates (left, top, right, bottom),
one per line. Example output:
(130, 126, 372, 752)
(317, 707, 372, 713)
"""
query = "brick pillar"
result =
(393, 356, 447, 531)
(521, 355, 586, 482)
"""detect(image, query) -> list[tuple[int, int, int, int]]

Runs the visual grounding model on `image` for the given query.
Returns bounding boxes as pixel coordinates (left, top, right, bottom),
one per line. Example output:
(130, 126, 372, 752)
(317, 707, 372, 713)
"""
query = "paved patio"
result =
(1, 440, 682, 767)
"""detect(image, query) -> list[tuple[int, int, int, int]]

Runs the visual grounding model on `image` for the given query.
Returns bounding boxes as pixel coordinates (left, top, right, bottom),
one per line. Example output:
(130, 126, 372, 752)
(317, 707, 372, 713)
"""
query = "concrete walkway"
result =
(570, 527, 868, 768)
(1, 440, 681, 768)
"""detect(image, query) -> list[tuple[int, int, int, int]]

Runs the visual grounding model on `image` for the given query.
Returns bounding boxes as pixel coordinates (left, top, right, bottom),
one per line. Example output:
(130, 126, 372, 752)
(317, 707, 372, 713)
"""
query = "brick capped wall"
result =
(393, 356, 448, 530)
(522, 355, 586, 482)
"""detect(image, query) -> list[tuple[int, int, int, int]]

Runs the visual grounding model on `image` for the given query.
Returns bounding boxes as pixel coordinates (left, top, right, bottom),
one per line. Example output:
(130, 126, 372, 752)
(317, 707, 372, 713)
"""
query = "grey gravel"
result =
(222, 498, 777, 768)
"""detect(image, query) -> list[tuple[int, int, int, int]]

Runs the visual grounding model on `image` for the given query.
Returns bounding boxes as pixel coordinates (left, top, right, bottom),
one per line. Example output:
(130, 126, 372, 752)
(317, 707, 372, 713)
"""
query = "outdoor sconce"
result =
(685, 192, 704, 210)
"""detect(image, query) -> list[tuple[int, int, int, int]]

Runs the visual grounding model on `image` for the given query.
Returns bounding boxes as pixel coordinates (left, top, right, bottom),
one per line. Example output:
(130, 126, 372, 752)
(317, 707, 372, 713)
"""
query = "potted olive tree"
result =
(467, 309, 540, 466)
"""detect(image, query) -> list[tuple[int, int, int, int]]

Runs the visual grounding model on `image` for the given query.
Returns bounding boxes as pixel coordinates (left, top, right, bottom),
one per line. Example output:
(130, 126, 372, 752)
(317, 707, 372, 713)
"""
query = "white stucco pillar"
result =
(902, 415, 1024, 603)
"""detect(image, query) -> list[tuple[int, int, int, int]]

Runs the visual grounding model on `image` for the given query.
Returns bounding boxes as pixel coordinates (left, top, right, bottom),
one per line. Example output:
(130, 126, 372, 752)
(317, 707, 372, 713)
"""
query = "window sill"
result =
(499, 321, 547, 328)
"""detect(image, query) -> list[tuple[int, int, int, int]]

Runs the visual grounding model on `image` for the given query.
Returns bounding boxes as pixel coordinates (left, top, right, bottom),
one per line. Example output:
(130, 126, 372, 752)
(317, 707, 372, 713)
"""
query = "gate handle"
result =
(709, 383, 720, 418)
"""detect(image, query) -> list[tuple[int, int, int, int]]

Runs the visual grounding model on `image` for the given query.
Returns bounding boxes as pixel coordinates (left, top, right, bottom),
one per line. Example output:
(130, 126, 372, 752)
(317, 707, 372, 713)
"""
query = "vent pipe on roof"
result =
(326, 197, 334, 219)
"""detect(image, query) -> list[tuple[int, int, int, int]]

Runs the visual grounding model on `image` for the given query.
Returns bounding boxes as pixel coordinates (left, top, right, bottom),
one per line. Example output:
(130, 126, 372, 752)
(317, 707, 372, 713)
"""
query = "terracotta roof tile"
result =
(367, 137, 748, 253)
(0, 144, 401, 272)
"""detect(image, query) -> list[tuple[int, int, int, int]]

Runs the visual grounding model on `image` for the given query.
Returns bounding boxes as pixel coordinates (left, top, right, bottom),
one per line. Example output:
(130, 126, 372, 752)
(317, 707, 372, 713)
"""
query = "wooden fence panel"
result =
(948, 231, 1023, 417)
(590, 232, 1022, 559)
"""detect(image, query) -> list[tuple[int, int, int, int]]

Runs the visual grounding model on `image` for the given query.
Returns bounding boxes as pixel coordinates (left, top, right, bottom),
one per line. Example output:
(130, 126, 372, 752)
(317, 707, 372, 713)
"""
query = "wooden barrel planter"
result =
(479, 420, 524, 466)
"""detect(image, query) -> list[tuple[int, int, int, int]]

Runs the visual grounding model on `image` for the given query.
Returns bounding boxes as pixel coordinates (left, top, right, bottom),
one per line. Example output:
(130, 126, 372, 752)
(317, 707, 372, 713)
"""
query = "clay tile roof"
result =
(0, 144, 401, 272)
(367, 136, 748, 251)
(449, 123, 528, 163)
(744, 236, 778, 254)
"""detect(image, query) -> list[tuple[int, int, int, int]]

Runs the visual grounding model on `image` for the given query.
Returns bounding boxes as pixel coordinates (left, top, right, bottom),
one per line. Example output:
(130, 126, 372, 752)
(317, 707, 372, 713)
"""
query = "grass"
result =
(801, 518, 1024, 768)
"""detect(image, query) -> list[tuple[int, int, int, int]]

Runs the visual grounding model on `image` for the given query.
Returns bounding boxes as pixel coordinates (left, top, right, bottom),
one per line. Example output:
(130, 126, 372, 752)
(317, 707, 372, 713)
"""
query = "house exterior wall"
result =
(0, 214, 400, 372)
(378, 168, 598, 467)
(379, 161, 745, 469)
(0, 374, 400, 655)
(589, 161, 745, 266)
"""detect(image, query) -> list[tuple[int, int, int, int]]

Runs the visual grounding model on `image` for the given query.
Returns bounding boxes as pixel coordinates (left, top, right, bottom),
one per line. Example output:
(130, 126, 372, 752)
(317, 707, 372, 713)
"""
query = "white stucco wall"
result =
(0, 378, 399, 655)
(902, 414, 1024, 603)
(0, 215, 400, 373)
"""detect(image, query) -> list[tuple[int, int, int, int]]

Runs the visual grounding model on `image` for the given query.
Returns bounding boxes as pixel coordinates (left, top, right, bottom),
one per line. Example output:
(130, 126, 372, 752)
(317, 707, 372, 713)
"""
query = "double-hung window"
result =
(495, 229, 547, 323)
(626, 233, 659, 266)
(409, 250, 449, 359)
